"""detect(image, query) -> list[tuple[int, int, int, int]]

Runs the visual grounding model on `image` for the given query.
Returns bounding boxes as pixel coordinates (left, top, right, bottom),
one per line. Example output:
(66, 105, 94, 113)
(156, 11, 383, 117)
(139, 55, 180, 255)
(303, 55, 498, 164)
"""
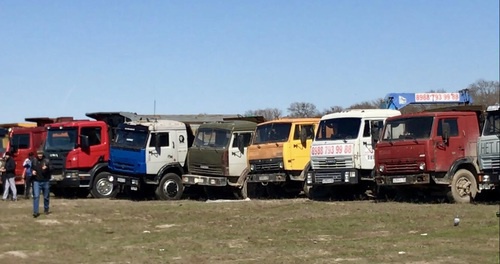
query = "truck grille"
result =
(249, 159, 282, 172)
(189, 163, 223, 176)
(480, 156, 500, 170)
(385, 163, 419, 174)
(314, 172, 343, 183)
(311, 156, 353, 169)
(49, 157, 65, 176)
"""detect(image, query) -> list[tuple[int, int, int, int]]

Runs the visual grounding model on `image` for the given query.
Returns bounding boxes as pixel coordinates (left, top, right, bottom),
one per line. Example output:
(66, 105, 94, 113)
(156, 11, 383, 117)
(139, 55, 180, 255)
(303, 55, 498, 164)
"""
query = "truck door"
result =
(289, 123, 315, 170)
(229, 132, 253, 176)
(359, 120, 383, 170)
(146, 132, 175, 175)
(434, 118, 462, 172)
(77, 126, 108, 172)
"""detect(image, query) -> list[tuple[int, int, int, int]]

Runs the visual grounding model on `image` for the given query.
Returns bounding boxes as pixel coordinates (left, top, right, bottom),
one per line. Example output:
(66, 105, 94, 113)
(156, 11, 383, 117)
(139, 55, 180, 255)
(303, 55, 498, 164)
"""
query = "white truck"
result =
(305, 109, 401, 199)
(477, 104, 500, 192)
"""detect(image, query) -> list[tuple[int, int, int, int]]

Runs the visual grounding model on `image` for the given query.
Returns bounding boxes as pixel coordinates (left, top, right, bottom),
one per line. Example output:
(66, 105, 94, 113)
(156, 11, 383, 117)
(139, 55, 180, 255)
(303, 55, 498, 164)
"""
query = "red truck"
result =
(0, 117, 73, 192)
(374, 106, 485, 203)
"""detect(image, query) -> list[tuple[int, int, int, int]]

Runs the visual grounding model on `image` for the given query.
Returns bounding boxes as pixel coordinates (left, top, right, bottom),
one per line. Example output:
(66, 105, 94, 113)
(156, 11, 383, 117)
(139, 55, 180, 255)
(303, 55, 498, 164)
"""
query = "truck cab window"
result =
(363, 120, 384, 137)
(12, 134, 30, 149)
(232, 132, 252, 147)
(293, 124, 315, 140)
(81, 127, 102, 146)
(437, 119, 459, 137)
(149, 133, 170, 147)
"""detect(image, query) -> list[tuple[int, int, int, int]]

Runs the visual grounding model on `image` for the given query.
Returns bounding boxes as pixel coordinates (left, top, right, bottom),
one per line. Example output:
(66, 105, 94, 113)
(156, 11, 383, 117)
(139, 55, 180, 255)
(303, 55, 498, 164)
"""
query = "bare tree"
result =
(321, 105, 344, 116)
(348, 98, 384, 110)
(467, 79, 500, 106)
(287, 102, 319, 117)
(244, 108, 283, 121)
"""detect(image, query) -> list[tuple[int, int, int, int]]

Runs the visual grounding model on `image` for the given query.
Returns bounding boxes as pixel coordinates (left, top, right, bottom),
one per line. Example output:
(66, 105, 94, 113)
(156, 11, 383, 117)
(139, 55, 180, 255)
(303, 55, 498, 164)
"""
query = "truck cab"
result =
(246, 118, 319, 198)
(109, 119, 193, 200)
(374, 108, 484, 203)
(45, 119, 110, 198)
(477, 104, 500, 191)
(306, 109, 401, 199)
(182, 120, 257, 199)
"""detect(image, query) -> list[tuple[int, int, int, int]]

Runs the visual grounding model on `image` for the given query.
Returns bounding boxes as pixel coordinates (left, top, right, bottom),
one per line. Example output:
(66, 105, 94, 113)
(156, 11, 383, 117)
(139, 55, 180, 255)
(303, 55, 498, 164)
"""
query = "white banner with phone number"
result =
(311, 144, 354, 156)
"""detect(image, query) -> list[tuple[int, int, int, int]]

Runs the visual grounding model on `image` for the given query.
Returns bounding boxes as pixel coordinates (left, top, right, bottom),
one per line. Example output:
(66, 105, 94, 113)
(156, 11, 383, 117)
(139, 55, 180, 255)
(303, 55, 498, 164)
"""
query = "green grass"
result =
(0, 198, 498, 264)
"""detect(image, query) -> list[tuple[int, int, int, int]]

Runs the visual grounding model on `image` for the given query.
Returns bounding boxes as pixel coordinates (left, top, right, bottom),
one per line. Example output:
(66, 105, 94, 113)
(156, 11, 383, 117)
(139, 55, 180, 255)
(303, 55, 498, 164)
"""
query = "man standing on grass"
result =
(32, 150, 52, 218)
(1, 151, 17, 201)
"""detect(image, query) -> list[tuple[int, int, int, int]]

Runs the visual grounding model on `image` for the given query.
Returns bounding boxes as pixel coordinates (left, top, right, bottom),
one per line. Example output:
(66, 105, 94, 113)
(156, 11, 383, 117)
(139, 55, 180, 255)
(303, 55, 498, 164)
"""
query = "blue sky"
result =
(1, 0, 498, 122)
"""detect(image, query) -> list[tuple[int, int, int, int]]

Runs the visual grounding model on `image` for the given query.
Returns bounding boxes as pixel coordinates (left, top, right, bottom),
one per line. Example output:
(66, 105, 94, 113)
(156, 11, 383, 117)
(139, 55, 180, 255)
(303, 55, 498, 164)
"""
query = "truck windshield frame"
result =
(253, 123, 292, 144)
(315, 117, 361, 141)
(482, 111, 500, 136)
(382, 116, 434, 141)
(194, 128, 231, 149)
(113, 127, 149, 149)
(44, 128, 78, 151)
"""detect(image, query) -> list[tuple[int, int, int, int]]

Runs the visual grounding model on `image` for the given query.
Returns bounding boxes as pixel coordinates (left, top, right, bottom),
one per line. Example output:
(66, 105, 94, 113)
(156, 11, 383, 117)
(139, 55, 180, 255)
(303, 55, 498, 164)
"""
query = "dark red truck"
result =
(374, 106, 485, 203)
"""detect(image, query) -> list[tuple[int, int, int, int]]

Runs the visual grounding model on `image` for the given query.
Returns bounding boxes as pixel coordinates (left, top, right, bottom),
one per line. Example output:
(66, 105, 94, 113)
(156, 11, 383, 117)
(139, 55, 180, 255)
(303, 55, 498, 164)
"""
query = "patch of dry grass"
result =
(0, 198, 498, 264)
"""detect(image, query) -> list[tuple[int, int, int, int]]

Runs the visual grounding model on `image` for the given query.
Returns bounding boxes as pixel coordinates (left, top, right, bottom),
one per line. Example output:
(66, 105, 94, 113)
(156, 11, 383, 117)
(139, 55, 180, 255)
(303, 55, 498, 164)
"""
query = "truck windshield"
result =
(383, 116, 433, 141)
(253, 123, 291, 144)
(44, 128, 77, 151)
(194, 128, 231, 148)
(315, 118, 361, 141)
(113, 128, 149, 149)
(482, 111, 500, 136)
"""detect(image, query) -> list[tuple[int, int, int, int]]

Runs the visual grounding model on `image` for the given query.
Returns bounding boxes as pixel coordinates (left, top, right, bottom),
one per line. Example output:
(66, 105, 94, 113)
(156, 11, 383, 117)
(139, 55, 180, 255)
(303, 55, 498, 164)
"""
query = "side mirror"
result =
(299, 128, 308, 146)
(80, 135, 90, 150)
(154, 133, 161, 150)
(442, 122, 450, 145)
(237, 135, 245, 154)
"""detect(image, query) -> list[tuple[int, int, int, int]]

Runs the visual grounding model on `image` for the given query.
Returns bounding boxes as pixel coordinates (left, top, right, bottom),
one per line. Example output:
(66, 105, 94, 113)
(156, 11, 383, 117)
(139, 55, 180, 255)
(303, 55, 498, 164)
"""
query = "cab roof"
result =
(198, 120, 257, 131)
(321, 109, 401, 120)
(258, 118, 320, 126)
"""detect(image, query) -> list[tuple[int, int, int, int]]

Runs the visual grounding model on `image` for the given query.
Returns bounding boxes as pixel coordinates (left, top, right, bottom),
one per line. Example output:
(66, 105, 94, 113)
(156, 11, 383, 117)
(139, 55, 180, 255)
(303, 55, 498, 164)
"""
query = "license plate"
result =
(322, 178, 334, 184)
(259, 176, 269, 181)
(130, 186, 138, 191)
(194, 178, 204, 184)
(117, 178, 126, 183)
(393, 178, 406, 183)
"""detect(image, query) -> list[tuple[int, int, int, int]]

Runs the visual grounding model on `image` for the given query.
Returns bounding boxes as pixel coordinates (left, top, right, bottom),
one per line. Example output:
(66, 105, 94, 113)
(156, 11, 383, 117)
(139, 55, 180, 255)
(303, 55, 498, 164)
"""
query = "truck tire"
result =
(305, 184, 329, 200)
(90, 172, 118, 199)
(155, 173, 183, 200)
(233, 179, 248, 200)
(449, 169, 478, 203)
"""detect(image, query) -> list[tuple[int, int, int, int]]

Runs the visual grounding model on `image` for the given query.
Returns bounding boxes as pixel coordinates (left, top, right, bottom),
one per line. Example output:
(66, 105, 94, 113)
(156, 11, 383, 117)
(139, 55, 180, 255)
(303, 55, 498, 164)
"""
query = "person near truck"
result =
(22, 152, 35, 199)
(32, 150, 52, 218)
(1, 151, 17, 201)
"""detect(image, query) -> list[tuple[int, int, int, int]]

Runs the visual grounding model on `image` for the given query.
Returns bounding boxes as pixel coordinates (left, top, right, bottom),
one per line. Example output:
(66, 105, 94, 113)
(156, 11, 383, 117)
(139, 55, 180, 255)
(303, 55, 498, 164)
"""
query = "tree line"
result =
(244, 79, 500, 120)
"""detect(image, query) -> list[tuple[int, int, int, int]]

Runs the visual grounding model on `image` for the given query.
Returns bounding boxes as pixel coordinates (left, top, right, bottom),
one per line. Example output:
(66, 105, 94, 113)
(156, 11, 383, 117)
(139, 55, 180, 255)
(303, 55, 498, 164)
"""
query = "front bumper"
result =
(307, 169, 358, 185)
(112, 174, 141, 191)
(50, 172, 90, 188)
(375, 173, 431, 186)
(247, 172, 286, 183)
(182, 174, 227, 187)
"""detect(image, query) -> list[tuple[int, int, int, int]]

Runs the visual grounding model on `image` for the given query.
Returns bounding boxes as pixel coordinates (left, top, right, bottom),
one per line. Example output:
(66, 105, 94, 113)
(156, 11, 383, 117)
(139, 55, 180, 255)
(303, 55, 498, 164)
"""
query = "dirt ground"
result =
(0, 196, 499, 264)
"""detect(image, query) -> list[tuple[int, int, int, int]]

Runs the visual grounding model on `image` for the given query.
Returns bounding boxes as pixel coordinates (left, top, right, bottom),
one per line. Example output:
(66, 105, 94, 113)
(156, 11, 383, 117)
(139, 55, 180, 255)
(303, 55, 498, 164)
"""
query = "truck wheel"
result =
(449, 169, 478, 203)
(155, 173, 183, 200)
(90, 172, 118, 199)
(305, 184, 329, 200)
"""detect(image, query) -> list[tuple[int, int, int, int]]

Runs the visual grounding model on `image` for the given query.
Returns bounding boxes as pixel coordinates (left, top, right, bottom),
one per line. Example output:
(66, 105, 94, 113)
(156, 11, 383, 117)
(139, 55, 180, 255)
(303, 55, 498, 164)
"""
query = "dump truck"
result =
(373, 105, 494, 203)
(245, 118, 319, 198)
(305, 109, 401, 199)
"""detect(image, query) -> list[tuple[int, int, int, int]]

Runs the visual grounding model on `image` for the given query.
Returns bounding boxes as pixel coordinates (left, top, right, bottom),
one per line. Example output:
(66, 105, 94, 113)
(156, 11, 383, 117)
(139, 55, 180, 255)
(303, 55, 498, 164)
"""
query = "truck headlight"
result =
(306, 173, 312, 184)
(378, 165, 385, 172)
(108, 175, 114, 182)
(483, 175, 490, 183)
(419, 162, 426, 171)
(279, 162, 284, 169)
(65, 172, 78, 179)
(250, 164, 255, 171)
(131, 179, 139, 185)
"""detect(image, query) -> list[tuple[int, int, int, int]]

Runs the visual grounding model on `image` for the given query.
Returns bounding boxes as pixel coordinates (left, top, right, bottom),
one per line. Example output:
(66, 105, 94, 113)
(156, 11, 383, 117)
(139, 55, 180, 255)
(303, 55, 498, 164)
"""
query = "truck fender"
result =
(441, 157, 480, 183)
(235, 167, 250, 187)
(88, 162, 109, 189)
(290, 161, 311, 181)
(155, 162, 184, 183)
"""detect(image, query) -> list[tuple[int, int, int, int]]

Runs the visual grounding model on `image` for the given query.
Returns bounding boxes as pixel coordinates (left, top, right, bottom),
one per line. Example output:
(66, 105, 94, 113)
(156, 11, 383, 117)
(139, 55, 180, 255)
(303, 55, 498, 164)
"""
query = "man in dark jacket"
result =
(1, 151, 17, 201)
(32, 150, 52, 217)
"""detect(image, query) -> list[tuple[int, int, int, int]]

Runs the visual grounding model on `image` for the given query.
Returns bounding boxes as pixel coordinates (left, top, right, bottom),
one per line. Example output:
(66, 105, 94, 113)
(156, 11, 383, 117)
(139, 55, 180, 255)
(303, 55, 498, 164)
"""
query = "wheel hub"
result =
(163, 180, 178, 197)
(456, 177, 471, 197)
(96, 178, 113, 196)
